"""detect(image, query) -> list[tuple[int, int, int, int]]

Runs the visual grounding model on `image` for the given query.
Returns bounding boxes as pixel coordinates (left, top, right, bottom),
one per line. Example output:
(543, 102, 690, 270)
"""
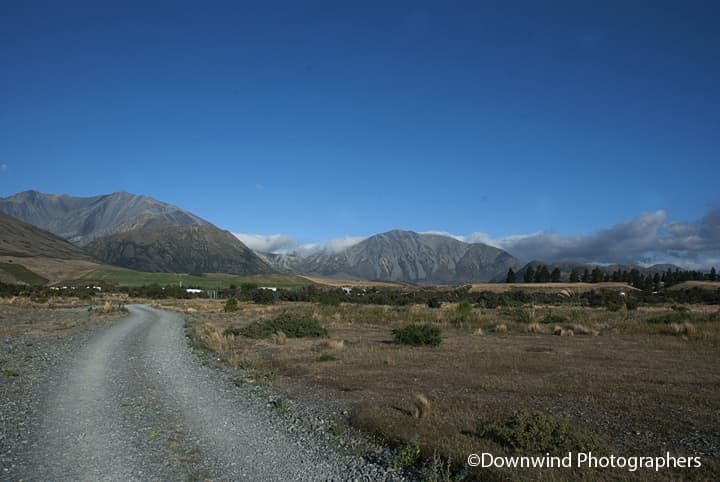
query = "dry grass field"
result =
(187, 300, 720, 480)
(469, 282, 638, 293)
(668, 281, 720, 291)
(300, 275, 411, 289)
(0, 256, 128, 283)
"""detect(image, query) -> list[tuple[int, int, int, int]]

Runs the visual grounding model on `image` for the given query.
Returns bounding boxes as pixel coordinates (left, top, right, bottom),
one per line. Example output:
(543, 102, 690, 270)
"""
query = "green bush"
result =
(252, 289, 276, 304)
(427, 298, 442, 309)
(241, 312, 327, 339)
(478, 410, 605, 454)
(392, 324, 442, 346)
(646, 311, 693, 324)
(450, 301, 476, 326)
(224, 297, 238, 312)
(542, 313, 568, 324)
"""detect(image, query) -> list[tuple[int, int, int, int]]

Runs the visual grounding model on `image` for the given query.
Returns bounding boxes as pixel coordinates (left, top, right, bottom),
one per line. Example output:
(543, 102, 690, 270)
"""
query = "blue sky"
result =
(1, 1, 719, 266)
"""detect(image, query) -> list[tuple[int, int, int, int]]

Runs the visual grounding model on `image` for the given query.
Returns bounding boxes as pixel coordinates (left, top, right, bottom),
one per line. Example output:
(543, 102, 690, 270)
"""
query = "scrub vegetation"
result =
(181, 292, 720, 481)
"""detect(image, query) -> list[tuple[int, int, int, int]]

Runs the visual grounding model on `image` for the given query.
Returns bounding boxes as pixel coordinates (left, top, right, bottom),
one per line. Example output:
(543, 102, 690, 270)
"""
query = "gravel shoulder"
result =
(1, 304, 404, 481)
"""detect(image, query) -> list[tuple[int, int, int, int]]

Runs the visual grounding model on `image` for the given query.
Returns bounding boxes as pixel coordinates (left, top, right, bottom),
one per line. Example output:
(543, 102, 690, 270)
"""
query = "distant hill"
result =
(0, 211, 93, 260)
(85, 225, 274, 275)
(0, 190, 210, 246)
(0, 211, 103, 285)
(263, 230, 521, 284)
(1, 190, 273, 276)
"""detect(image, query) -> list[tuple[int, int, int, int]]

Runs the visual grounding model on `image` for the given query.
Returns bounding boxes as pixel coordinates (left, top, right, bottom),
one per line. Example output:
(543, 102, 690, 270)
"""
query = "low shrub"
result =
(477, 409, 606, 454)
(224, 297, 238, 312)
(542, 313, 568, 325)
(252, 289, 276, 305)
(646, 311, 693, 324)
(241, 312, 327, 339)
(392, 323, 442, 346)
(526, 322, 543, 333)
(427, 298, 442, 309)
(450, 301, 476, 326)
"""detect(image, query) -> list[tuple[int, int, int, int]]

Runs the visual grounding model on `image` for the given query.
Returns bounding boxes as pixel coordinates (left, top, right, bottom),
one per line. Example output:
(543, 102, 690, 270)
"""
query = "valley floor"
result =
(173, 299, 720, 481)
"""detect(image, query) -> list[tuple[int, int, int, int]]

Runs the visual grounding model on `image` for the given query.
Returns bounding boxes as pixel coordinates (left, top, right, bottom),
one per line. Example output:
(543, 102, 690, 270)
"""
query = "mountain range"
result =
(0, 211, 92, 260)
(258, 230, 522, 283)
(0, 190, 209, 246)
(0, 190, 683, 285)
(0, 191, 271, 276)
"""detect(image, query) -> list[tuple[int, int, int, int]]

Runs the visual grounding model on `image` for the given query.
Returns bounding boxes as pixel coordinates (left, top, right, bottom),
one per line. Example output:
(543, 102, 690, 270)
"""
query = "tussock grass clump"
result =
(477, 409, 606, 454)
(572, 324, 595, 336)
(203, 329, 235, 353)
(317, 339, 345, 350)
(494, 323, 508, 333)
(450, 301, 476, 326)
(240, 312, 328, 339)
(514, 306, 536, 324)
(93, 300, 127, 314)
(553, 326, 574, 336)
(270, 330, 287, 345)
(669, 322, 696, 336)
(472, 327, 485, 336)
(392, 324, 442, 346)
(526, 322, 543, 333)
(413, 394, 430, 419)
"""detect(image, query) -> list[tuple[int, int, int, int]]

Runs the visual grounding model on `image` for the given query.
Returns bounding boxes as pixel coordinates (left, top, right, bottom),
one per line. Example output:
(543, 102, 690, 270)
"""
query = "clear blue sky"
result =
(1, 0, 719, 248)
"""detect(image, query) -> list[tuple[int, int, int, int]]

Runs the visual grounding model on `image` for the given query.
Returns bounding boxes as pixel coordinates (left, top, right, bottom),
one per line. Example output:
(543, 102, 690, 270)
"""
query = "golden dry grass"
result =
(668, 281, 720, 290)
(299, 276, 411, 289)
(191, 301, 720, 480)
(469, 282, 637, 293)
(1, 256, 128, 283)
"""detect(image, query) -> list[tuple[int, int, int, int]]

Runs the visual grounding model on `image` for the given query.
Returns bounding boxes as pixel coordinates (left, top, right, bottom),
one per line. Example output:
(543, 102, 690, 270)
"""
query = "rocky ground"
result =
(0, 304, 407, 481)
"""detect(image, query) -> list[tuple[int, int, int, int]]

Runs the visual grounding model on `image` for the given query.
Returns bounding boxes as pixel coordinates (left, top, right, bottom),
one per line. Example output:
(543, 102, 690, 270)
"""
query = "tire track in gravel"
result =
(22, 305, 393, 481)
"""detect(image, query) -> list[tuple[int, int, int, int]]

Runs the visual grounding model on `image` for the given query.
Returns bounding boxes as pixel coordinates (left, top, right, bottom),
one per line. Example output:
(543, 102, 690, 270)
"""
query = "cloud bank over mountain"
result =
(235, 207, 720, 269)
(233, 233, 367, 256)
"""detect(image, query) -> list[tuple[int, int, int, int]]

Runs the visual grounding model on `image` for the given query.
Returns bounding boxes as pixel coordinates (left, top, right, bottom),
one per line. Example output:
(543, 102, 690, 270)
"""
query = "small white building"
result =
(259, 286, 277, 292)
(186, 288, 203, 294)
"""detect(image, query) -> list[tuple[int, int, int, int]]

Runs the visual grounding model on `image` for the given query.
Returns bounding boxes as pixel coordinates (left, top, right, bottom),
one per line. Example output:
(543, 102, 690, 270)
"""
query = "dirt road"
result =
(11, 305, 394, 481)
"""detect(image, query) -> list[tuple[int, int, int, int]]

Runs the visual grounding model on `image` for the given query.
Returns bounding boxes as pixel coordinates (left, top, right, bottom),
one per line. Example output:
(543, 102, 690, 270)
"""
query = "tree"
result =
(590, 266, 603, 283)
(534, 265, 544, 283)
(581, 268, 590, 283)
(710, 267, 717, 282)
(535, 265, 550, 283)
(569, 270, 579, 283)
(550, 267, 561, 283)
(524, 266, 535, 283)
(506, 268, 516, 283)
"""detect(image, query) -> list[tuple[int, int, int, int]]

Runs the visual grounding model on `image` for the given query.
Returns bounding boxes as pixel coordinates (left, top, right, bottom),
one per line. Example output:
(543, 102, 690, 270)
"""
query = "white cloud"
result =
(233, 233, 296, 253)
(295, 236, 367, 255)
(233, 233, 366, 255)
(420, 230, 499, 247)
(235, 208, 720, 269)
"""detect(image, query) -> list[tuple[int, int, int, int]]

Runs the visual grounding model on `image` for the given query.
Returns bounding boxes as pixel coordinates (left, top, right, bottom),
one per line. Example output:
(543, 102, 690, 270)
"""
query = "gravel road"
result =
(5, 305, 401, 481)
